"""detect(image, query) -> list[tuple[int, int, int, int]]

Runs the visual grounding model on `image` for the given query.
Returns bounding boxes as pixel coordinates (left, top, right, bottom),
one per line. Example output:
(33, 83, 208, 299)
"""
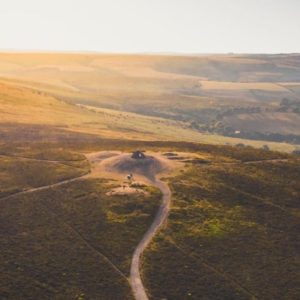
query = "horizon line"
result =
(0, 49, 299, 56)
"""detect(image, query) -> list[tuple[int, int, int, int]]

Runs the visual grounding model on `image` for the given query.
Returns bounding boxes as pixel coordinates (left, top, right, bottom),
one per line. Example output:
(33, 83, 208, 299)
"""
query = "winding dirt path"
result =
(2, 150, 173, 299)
(130, 178, 171, 300)
(2, 150, 297, 300)
(84, 151, 175, 299)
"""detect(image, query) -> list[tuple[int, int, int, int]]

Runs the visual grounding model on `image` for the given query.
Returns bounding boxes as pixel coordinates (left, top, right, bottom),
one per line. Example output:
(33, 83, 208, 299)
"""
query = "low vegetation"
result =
(0, 156, 88, 199)
(142, 157, 300, 299)
(0, 125, 299, 299)
(0, 176, 161, 299)
(0, 52, 299, 299)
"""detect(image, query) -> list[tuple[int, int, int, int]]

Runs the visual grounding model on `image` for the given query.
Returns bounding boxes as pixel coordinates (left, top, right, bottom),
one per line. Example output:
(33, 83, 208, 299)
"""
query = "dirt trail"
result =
(130, 178, 171, 300)
(85, 151, 176, 300)
(0, 172, 89, 202)
(2, 150, 175, 300)
(0, 151, 118, 202)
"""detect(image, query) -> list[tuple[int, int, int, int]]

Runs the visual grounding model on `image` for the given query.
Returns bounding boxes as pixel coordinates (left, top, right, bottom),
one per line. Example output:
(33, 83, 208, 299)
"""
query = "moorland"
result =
(0, 53, 299, 300)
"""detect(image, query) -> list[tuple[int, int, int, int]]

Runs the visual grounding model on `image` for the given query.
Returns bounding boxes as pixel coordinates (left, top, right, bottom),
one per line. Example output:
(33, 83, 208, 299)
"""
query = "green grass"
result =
(0, 156, 88, 198)
(142, 158, 300, 300)
(0, 121, 299, 299)
(0, 177, 161, 299)
(0, 51, 299, 299)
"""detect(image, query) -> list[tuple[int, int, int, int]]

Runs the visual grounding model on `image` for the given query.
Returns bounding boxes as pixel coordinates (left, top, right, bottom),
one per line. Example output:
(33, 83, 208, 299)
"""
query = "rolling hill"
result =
(0, 52, 300, 150)
(0, 52, 300, 300)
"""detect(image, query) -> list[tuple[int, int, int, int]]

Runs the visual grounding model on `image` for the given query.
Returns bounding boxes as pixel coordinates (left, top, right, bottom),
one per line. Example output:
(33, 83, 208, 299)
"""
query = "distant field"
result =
(0, 53, 299, 148)
(0, 78, 297, 152)
(223, 112, 300, 135)
(0, 80, 206, 141)
(199, 80, 287, 91)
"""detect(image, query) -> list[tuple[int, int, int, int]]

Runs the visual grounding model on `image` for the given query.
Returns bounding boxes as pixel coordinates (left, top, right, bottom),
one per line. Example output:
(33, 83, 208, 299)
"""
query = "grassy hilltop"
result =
(0, 127, 299, 299)
(0, 53, 299, 299)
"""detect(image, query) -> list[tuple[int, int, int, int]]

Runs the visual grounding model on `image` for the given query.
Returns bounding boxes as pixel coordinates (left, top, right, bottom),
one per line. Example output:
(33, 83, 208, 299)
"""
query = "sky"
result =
(0, 0, 299, 53)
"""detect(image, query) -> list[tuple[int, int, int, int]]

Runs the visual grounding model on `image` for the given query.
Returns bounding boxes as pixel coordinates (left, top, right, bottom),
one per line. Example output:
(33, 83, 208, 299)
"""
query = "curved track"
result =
(2, 150, 173, 300)
(130, 179, 171, 300)
(0, 173, 89, 202)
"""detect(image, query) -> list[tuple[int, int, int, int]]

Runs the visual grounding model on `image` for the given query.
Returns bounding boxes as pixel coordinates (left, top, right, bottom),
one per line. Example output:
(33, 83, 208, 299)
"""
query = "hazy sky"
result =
(1, 0, 299, 53)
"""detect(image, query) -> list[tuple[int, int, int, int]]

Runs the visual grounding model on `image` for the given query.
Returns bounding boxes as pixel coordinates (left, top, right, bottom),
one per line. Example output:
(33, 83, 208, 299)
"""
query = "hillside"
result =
(0, 78, 295, 151)
(0, 52, 299, 300)
(0, 134, 299, 299)
(143, 154, 300, 299)
(0, 53, 299, 147)
(0, 79, 215, 142)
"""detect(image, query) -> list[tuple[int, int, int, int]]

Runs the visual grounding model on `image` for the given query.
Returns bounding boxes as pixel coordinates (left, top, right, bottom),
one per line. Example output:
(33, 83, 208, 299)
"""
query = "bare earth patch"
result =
(85, 151, 181, 183)
(106, 185, 149, 196)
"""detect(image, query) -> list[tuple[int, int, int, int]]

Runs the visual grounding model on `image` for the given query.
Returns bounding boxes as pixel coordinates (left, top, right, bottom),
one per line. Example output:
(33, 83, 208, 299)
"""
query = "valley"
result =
(0, 53, 300, 150)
